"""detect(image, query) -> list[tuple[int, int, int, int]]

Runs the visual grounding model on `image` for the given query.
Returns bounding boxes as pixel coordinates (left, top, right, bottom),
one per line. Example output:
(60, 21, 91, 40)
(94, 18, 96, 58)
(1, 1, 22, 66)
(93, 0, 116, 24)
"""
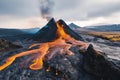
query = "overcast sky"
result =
(0, 0, 120, 28)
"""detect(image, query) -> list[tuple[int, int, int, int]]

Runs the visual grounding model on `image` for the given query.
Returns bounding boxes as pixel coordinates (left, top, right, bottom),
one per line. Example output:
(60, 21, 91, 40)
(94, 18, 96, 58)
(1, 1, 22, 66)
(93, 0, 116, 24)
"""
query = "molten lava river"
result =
(0, 22, 88, 71)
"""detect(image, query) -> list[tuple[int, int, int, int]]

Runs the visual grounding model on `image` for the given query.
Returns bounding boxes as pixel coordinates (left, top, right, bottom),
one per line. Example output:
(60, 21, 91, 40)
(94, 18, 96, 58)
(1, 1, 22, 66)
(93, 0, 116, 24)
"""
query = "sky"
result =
(0, 0, 120, 28)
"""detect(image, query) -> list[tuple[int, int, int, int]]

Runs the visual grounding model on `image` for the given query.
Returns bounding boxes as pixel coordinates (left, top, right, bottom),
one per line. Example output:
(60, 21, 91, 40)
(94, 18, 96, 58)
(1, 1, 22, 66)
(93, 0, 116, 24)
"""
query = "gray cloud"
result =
(0, 0, 40, 17)
(53, 0, 120, 21)
(0, 0, 120, 21)
(39, 0, 54, 20)
(87, 2, 120, 18)
(54, 0, 80, 11)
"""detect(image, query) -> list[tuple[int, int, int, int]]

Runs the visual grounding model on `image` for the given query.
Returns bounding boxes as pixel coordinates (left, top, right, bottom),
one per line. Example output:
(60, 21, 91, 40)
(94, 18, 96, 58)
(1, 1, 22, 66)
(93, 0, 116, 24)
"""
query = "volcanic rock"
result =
(82, 44, 120, 80)
(0, 44, 119, 80)
(0, 39, 22, 52)
(32, 18, 57, 42)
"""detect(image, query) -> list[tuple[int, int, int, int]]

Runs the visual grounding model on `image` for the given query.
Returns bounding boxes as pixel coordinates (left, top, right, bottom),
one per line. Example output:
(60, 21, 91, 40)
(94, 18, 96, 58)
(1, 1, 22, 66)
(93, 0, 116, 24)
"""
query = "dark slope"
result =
(32, 18, 58, 42)
(32, 18, 84, 42)
(82, 44, 120, 80)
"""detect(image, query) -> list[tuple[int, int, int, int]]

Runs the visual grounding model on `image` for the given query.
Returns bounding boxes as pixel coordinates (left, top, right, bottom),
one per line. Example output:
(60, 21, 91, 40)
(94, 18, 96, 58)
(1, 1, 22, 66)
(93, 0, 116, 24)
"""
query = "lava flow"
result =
(0, 21, 88, 71)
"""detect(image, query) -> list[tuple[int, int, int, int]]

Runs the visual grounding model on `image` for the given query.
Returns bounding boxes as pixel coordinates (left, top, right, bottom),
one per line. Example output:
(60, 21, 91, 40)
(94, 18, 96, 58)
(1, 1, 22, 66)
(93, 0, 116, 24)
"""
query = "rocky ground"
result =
(0, 39, 22, 52)
(0, 38, 120, 80)
(81, 35, 120, 60)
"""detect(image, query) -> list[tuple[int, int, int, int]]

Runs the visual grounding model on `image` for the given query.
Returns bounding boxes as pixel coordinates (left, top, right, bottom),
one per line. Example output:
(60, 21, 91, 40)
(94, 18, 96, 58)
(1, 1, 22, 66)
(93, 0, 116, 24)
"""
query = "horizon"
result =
(1, 18, 120, 29)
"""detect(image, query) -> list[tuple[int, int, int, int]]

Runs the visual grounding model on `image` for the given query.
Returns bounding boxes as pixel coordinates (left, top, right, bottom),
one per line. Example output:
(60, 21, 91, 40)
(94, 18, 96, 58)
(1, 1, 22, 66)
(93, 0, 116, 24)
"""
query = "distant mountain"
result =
(0, 28, 40, 36)
(69, 23, 81, 29)
(22, 28, 40, 34)
(0, 28, 34, 41)
(0, 28, 25, 36)
(85, 24, 120, 31)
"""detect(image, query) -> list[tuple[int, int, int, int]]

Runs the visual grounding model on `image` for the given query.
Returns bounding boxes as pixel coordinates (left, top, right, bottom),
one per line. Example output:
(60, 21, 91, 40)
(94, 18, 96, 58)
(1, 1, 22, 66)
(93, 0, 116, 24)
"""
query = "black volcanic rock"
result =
(32, 18, 84, 42)
(32, 18, 58, 42)
(0, 44, 120, 80)
(82, 44, 120, 80)
(0, 39, 22, 52)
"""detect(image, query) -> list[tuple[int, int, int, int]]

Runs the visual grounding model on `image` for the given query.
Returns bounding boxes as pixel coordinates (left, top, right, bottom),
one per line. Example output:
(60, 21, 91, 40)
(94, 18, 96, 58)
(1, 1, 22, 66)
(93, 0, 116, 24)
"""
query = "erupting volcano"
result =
(0, 18, 120, 80)
(0, 18, 88, 71)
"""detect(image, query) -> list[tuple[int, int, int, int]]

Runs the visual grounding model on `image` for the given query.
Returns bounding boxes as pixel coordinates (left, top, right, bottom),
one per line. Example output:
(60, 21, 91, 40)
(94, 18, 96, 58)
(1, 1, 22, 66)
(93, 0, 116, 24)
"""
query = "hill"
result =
(85, 24, 120, 31)
(69, 23, 81, 29)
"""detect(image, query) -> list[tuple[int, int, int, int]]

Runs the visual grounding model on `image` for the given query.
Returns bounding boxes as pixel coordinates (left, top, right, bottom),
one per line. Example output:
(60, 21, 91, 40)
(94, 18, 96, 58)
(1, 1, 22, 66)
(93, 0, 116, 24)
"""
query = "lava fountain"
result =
(0, 20, 88, 71)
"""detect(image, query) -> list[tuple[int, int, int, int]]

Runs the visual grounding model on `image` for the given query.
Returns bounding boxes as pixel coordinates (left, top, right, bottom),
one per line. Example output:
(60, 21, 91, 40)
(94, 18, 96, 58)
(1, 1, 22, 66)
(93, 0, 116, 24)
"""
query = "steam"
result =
(39, 0, 54, 21)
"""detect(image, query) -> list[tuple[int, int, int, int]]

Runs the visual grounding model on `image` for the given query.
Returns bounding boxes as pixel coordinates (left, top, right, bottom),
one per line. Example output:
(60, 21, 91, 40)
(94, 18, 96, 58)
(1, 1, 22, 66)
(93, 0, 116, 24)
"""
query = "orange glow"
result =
(57, 23, 66, 38)
(0, 57, 16, 71)
(55, 64, 59, 76)
(29, 44, 49, 70)
(46, 66, 51, 72)
(56, 69, 59, 76)
(56, 22, 72, 40)
(0, 21, 88, 71)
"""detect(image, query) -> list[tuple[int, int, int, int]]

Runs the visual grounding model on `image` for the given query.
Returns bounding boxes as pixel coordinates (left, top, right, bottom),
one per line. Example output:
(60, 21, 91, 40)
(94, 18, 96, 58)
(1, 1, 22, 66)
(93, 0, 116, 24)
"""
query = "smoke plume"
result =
(39, 0, 54, 21)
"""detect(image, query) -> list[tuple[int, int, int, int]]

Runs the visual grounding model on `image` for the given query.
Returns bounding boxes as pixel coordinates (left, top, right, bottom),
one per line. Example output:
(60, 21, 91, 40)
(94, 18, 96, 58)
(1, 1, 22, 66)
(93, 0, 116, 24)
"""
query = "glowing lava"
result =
(0, 21, 88, 71)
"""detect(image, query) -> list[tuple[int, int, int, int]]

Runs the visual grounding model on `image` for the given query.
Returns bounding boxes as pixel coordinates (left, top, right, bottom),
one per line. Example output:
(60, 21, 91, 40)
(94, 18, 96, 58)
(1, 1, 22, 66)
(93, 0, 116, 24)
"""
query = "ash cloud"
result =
(39, 0, 54, 21)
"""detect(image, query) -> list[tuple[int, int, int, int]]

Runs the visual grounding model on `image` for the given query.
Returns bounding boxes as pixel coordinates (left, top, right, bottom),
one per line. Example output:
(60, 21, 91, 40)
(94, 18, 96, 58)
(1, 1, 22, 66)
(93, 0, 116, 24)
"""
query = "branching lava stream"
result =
(0, 22, 88, 71)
